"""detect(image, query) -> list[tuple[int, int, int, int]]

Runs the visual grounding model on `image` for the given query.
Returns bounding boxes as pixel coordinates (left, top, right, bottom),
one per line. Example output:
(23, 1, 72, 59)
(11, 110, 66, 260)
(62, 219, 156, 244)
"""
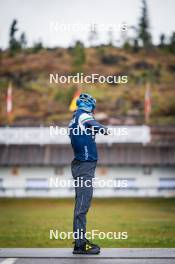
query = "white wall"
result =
(0, 165, 175, 197)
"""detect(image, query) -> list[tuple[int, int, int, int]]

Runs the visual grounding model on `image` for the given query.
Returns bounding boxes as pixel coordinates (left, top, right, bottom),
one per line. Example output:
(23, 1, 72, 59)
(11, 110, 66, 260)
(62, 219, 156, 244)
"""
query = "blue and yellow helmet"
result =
(76, 93, 96, 112)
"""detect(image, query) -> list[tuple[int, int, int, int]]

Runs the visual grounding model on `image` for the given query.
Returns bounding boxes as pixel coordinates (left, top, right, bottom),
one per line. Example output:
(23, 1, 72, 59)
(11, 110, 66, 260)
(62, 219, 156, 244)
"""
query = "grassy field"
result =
(0, 198, 175, 248)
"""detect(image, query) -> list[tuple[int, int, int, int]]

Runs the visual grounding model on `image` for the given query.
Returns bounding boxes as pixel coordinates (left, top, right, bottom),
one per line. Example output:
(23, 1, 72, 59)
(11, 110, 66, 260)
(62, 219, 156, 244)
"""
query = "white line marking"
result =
(0, 259, 17, 264)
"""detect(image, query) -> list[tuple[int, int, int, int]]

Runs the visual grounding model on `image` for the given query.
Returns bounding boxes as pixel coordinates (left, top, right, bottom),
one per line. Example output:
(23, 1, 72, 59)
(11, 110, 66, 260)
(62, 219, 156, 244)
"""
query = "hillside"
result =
(0, 46, 175, 125)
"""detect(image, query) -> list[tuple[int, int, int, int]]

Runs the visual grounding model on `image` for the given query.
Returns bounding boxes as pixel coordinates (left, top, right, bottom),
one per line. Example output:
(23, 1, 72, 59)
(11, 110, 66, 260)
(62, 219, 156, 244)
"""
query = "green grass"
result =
(0, 198, 175, 247)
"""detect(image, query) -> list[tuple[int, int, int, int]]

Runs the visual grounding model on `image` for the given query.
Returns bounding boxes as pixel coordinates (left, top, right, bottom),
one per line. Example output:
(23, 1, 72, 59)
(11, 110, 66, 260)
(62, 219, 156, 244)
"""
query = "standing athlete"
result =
(68, 93, 108, 254)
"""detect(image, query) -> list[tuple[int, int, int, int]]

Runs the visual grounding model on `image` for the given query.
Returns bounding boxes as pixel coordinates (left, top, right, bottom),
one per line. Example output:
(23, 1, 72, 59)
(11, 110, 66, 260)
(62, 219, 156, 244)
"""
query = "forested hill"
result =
(0, 46, 175, 125)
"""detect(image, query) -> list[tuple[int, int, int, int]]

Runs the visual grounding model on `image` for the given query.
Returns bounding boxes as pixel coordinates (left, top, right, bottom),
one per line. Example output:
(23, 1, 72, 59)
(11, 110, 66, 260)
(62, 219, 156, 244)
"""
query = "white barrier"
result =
(0, 126, 151, 145)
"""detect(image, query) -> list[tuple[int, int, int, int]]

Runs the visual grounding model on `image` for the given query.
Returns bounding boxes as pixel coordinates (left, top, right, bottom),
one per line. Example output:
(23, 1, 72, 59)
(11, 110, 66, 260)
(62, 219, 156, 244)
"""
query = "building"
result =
(0, 126, 175, 197)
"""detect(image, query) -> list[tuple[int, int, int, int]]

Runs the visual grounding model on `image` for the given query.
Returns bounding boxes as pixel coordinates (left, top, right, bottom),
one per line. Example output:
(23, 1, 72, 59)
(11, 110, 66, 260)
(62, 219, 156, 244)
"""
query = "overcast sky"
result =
(0, 0, 174, 49)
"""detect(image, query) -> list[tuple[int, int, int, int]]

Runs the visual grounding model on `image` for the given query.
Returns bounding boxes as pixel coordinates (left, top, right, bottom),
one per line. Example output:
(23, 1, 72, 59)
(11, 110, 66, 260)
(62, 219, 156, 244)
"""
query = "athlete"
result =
(68, 93, 109, 254)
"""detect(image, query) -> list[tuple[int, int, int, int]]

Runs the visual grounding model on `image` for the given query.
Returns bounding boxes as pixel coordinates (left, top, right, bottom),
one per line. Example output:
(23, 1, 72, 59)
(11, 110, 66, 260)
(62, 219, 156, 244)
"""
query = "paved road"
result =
(0, 259, 175, 264)
(0, 248, 174, 264)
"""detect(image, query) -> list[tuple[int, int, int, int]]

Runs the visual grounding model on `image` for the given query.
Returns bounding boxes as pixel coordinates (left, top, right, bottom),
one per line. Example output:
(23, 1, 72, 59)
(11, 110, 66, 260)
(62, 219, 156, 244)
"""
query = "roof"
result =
(0, 144, 175, 166)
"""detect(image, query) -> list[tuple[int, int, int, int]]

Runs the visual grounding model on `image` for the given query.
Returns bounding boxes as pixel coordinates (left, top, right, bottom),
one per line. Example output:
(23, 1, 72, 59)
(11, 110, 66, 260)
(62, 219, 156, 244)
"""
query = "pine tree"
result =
(138, 0, 152, 49)
(72, 41, 86, 73)
(32, 41, 43, 53)
(88, 24, 98, 47)
(133, 39, 139, 53)
(108, 29, 113, 47)
(169, 32, 175, 53)
(159, 34, 166, 48)
(10, 19, 18, 40)
(20, 32, 27, 49)
(9, 19, 21, 54)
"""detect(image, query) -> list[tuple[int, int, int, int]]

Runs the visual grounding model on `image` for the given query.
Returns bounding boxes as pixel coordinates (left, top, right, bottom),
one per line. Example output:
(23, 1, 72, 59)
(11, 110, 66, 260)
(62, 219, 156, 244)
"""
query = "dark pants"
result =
(71, 159, 97, 247)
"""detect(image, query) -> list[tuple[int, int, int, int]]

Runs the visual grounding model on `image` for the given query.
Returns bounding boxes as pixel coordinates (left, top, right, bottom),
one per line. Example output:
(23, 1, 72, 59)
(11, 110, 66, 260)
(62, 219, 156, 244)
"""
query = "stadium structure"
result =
(0, 126, 175, 197)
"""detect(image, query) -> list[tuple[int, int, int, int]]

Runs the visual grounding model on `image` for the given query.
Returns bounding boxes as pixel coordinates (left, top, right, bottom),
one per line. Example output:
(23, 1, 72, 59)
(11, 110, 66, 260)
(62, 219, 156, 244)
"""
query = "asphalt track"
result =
(0, 248, 175, 264)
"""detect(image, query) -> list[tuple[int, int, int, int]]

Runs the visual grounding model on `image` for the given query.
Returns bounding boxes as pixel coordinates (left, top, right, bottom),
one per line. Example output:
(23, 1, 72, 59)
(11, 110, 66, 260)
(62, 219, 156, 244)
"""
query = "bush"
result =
(101, 54, 127, 65)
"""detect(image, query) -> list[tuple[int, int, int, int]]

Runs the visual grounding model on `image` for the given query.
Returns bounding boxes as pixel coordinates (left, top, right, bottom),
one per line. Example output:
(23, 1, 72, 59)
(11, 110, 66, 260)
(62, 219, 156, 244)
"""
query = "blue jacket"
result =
(68, 109, 108, 161)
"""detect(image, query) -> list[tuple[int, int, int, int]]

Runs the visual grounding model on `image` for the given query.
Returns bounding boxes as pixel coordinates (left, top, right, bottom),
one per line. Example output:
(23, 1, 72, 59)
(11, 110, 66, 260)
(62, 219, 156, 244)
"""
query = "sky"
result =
(0, 0, 174, 49)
